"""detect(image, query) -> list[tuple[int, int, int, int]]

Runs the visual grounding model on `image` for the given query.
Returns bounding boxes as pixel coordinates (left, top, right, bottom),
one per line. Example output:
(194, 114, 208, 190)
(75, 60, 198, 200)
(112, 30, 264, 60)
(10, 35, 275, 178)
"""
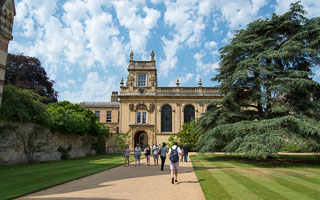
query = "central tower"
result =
(121, 51, 158, 95)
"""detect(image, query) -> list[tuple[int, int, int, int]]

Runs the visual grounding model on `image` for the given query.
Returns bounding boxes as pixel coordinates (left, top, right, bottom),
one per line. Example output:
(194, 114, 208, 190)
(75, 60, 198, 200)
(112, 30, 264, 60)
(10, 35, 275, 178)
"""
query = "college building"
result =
(0, 0, 15, 110)
(81, 51, 223, 148)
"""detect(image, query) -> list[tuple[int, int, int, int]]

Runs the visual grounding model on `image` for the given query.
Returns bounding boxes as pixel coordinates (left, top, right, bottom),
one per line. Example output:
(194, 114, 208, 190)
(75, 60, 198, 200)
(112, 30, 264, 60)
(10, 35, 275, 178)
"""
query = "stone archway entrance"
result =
(134, 131, 148, 149)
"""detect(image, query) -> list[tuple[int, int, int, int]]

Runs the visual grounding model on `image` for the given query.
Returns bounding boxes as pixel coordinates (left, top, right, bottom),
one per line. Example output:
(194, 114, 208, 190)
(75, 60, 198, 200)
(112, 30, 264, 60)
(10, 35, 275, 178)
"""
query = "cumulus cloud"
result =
(159, 0, 212, 76)
(275, 0, 320, 18)
(112, 0, 161, 55)
(169, 73, 194, 87)
(216, 0, 267, 29)
(59, 72, 119, 103)
(194, 51, 219, 75)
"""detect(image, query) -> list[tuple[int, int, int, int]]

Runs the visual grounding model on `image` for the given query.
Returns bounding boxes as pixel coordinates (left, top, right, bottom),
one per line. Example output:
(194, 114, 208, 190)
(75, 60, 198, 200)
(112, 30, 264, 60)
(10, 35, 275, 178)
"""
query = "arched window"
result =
(161, 105, 172, 132)
(184, 105, 195, 123)
(207, 105, 215, 111)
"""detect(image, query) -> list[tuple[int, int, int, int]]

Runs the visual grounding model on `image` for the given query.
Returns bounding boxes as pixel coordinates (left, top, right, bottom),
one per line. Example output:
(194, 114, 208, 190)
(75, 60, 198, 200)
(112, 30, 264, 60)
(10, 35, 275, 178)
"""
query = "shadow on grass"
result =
(193, 166, 234, 170)
(198, 154, 320, 168)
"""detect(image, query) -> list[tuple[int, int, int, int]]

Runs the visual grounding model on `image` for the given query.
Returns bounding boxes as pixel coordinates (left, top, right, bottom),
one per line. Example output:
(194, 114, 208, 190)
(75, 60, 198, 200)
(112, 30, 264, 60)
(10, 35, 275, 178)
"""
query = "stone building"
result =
(0, 0, 15, 110)
(81, 51, 223, 148)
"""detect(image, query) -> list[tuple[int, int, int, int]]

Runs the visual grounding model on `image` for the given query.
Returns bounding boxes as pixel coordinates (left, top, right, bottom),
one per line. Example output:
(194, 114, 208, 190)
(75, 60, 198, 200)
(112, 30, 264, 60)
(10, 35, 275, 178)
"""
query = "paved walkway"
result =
(18, 154, 205, 200)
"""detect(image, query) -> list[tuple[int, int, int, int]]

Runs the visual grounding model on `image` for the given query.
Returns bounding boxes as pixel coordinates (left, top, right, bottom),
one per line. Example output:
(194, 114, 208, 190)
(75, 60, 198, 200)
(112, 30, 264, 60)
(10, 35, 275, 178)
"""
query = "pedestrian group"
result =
(124, 142, 189, 184)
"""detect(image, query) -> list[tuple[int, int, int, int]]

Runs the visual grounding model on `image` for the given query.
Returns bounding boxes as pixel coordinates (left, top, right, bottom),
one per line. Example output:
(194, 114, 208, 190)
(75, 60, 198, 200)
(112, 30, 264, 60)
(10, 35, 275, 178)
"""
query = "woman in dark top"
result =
(144, 145, 151, 166)
(160, 143, 168, 170)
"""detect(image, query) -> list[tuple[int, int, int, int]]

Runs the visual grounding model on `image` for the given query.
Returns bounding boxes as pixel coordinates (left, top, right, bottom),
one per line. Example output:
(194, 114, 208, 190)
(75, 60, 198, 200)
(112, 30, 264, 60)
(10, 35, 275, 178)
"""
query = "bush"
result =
(0, 85, 50, 125)
(47, 101, 109, 137)
(281, 143, 311, 153)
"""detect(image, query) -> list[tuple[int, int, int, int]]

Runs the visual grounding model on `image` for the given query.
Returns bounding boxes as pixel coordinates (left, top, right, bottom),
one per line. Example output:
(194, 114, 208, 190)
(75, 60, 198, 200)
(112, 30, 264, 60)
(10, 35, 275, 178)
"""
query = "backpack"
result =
(170, 147, 179, 163)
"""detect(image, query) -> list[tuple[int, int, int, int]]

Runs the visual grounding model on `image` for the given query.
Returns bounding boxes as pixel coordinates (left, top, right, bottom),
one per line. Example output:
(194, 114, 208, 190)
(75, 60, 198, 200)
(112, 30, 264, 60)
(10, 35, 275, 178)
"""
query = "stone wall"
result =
(0, 121, 97, 166)
(105, 136, 123, 153)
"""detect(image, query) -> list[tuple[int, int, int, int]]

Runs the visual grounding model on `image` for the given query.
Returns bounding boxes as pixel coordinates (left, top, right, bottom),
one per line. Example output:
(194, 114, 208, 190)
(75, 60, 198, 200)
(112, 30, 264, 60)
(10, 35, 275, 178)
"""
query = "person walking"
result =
(124, 145, 130, 167)
(169, 142, 181, 184)
(134, 144, 142, 166)
(160, 143, 168, 171)
(153, 143, 159, 166)
(183, 143, 189, 162)
(144, 145, 151, 166)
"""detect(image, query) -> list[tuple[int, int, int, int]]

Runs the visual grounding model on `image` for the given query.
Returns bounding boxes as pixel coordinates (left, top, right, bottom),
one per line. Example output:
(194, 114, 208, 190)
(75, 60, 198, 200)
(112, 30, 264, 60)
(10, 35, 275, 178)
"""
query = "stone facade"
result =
(0, 0, 15, 110)
(81, 51, 223, 148)
(0, 121, 96, 166)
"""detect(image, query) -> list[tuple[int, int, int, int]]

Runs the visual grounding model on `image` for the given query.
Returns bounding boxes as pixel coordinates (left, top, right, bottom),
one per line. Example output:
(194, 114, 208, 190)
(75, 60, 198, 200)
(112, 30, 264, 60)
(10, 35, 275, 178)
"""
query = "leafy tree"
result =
(5, 53, 58, 103)
(168, 121, 199, 150)
(114, 130, 131, 149)
(0, 85, 51, 125)
(47, 101, 109, 137)
(196, 2, 320, 159)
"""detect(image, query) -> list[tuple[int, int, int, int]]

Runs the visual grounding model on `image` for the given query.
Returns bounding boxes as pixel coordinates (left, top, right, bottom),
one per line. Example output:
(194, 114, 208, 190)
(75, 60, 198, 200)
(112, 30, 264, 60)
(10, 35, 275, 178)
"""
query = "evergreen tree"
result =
(196, 2, 320, 158)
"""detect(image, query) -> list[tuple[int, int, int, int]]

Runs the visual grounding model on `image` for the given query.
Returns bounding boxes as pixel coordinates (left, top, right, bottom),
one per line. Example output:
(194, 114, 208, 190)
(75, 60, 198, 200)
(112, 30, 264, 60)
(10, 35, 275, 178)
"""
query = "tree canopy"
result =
(47, 101, 109, 137)
(5, 54, 58, 104)
(0, 85, 51, 125)
(196, 2, 320, 158)
(0, 85, 108, 138)
(168, 120, 199, 150)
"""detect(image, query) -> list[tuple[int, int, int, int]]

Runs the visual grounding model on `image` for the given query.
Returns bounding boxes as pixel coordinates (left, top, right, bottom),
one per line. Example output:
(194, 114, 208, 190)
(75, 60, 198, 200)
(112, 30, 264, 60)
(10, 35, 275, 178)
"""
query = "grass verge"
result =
(191, 154, 320, 200)
(0, 153, 134, 200)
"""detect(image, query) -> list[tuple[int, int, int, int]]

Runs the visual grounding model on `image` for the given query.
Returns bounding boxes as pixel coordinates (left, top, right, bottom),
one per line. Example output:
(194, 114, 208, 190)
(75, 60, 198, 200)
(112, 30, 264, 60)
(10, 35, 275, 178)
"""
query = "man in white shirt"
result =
(169, 142, 182, 184)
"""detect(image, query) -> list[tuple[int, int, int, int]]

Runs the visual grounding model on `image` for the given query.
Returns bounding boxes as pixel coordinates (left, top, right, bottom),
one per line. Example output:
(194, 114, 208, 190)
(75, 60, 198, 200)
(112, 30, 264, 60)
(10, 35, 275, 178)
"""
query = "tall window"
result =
(184, 105, 195, 123)
(137, 74, 146, 86)
(161, 105, 172, 132)
(95, 111, 100, 121)
(136, 112, 147, 123)
(118, 111, 120, 122)
(106, 111, 112, 122)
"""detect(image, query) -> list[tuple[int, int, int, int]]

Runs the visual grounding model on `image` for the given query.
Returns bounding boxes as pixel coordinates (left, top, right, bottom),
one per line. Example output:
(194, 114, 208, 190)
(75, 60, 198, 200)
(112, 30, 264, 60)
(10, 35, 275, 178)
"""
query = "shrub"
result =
(47, 101, 109, 137)
(0, 85, 50, 125)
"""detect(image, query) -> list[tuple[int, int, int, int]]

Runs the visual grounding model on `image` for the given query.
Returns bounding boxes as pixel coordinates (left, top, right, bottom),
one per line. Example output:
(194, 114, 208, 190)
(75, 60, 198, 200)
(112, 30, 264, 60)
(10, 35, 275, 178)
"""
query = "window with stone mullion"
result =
(136, 112, 147, 124)
(137, 74, 146, 87)
(106, 111, 112, 122)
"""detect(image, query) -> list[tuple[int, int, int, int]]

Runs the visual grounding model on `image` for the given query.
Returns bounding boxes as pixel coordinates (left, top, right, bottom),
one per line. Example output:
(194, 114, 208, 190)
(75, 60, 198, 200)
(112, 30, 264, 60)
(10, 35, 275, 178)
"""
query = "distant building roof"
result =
(80, 102, 120, 108)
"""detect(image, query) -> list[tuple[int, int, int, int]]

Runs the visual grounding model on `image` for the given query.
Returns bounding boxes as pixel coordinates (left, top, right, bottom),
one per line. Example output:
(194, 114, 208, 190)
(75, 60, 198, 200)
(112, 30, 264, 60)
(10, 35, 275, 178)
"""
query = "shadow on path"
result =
(20, 157, 197, 199)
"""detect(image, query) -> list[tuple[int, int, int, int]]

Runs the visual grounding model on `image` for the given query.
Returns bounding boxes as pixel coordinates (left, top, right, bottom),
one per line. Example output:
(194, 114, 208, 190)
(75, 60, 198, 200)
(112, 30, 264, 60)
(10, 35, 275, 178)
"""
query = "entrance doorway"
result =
(134, 131, 148, 149)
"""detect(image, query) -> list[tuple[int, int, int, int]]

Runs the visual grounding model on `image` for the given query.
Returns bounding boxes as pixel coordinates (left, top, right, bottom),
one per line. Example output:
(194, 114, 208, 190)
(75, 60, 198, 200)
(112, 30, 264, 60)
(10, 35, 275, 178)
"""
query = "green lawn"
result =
(0, 153, 133, 200)
(191, 154, 320, 200)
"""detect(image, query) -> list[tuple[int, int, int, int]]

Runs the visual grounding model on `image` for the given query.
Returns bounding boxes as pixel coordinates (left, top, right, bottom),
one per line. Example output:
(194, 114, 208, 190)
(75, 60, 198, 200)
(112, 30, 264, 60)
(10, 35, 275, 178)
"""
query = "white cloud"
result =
(22, 17, 35, 37)
(160, 0, 211, 76)
(275, 0, 320, 18)
(59, 72, 119, 103)
(205, 41, 218, 50)
(15, 1, 28, 24)
(112, 0, 161, 54)
(222, 31, 234, 44)
(209, 0, 267, 30)
(158, 36, 179, 76)
(169, 73, 194, 87)
(10, 0, 127, 72)
(194, 51, 220, 75)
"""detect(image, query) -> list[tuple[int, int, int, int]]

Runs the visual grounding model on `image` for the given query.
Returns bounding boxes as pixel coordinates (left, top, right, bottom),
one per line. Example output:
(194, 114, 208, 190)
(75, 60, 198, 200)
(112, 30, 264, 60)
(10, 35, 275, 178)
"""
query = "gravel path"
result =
(18, 154, 205, 200)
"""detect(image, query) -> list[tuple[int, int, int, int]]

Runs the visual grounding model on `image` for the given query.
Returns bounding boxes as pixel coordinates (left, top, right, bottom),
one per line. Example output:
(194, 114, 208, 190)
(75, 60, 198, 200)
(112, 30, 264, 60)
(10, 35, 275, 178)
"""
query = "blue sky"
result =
(9, 0, 320, 103)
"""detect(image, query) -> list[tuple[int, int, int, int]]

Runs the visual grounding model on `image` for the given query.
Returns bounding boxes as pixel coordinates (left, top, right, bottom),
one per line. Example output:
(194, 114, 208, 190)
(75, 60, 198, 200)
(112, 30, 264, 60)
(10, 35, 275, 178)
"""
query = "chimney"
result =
(111, 91, 119, 102)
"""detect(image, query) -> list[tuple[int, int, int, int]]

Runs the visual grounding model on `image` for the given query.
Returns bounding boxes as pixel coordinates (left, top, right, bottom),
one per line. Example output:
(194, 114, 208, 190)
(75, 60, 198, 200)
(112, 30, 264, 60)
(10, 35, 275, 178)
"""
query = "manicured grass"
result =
(0, 153, 134, 200)
(191, 154, 320, 200)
